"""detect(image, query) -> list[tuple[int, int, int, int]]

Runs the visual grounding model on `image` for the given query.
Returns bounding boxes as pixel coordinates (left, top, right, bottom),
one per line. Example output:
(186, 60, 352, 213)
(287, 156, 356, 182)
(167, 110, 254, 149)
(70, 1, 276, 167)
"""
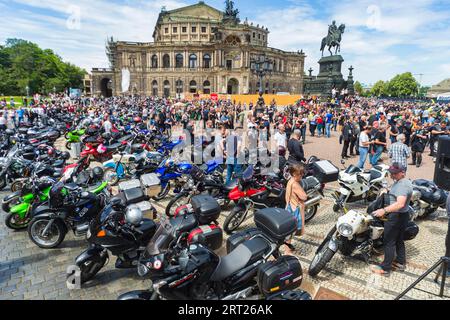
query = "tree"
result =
(371, 80, 387, 97)
(385, 72, 418, 97)
(0, 38, 86, 95)
(354, 81, 365, 96)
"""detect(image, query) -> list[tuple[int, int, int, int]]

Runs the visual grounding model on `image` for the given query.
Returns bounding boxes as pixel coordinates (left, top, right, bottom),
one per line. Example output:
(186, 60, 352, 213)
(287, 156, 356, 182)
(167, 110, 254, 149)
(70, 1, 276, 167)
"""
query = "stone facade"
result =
(91, 1, 305, 97)
(428, 78, 450, 98)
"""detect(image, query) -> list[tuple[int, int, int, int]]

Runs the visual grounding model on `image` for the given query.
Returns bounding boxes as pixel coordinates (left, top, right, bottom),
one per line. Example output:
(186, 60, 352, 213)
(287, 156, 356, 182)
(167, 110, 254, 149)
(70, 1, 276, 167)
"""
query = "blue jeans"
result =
(369, 145, 384, 166)
(325, 123, 332, 138)
(357, 147, 369, 169)
(226, 158, 242, 185)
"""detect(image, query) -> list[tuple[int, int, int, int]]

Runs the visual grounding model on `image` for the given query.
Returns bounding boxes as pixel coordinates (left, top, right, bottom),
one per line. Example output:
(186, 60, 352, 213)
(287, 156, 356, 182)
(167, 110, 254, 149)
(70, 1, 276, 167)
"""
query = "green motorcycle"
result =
(65, 129, 86, 150)
(3, 177, 109, 230)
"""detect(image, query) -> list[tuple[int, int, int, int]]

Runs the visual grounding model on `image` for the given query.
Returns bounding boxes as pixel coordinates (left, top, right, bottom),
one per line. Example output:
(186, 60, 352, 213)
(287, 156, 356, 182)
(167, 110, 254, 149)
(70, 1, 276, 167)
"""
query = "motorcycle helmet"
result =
(5, 129, 14, 136)
(403, 221, 419, 241)
(125, 205, 143, 226)
(61, 151, 71, 160)
(134, 117, 142, 123)
(97, 144, 107, 154)
(23, 146, 34, 154)
(91, 167, 104, 182)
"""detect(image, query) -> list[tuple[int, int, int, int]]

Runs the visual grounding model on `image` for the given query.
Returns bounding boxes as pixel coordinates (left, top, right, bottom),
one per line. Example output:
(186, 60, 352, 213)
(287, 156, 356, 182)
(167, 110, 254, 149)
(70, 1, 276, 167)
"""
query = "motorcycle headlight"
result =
(338, 223, 354, 237)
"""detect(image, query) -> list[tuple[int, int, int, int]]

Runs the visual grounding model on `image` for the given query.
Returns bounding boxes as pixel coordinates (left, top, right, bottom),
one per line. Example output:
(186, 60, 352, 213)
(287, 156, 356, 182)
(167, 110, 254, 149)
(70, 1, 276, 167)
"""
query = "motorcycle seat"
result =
(122, 187, 148, 205)
(211, 237, 271, 282)
(53, 160, 65, 168)
(170, 214, 198, 233)
(224, 178, 238, 191)
(65, 183, 80, 191)
(105, 143, 122, 152)
(369, 169, 383, 182)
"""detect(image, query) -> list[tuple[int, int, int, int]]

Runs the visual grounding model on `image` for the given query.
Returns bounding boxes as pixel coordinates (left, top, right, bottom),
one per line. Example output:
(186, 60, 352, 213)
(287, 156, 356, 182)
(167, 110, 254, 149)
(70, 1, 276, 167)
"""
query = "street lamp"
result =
(250, 54, 274, 96)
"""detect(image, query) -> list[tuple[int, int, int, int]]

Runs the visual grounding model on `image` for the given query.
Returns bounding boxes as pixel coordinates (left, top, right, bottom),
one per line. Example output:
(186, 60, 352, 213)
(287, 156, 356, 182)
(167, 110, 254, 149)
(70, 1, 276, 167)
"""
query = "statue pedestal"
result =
(304, 55, 351, 98)
(317, 55, 344, 79)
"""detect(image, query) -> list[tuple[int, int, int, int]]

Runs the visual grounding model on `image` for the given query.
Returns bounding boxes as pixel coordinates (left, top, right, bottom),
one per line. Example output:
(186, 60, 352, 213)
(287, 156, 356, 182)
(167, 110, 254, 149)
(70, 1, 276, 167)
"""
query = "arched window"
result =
(189, 80, 197, 93)
(176, 54, 184, 68)
(163, 80, 170, 98)
(189, 54, 198, 68)
(163, 54, 170, 68)
(203, 80, 211, 94)
(152, 80, 158, 97)
(176, 80, 183, 94)
(151, 55, 158, 68)
(203, 54, 211, 68)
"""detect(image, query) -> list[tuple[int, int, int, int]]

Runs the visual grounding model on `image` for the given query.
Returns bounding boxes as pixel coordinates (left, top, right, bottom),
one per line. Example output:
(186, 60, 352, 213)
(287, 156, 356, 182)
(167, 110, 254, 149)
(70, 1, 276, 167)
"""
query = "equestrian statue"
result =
(321, 21, 346, 56)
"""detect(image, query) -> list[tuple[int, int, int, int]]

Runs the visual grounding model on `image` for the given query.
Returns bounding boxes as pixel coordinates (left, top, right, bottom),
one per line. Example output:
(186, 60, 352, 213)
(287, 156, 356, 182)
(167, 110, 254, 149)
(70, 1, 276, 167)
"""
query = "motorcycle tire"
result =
(223, 206, 249, 235)
(5, 212, 29, 230)
(152, 182, 171, 201)
(10, 181, 24, 193)
(308, 244, 336, 277)
(28, 217, 66, 249)
(65, 142, 72, 151)
(304, 205, 318, 223)
(103, 167, 120, 186)
(166, 193, 190, 218)
(77, 256, 108, 284)
(0, 175, 6, 191)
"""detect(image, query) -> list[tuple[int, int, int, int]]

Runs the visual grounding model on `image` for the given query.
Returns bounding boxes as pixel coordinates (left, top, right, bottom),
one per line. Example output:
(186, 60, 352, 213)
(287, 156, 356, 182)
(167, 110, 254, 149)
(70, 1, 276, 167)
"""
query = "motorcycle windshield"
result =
(145, 219, 175, 256)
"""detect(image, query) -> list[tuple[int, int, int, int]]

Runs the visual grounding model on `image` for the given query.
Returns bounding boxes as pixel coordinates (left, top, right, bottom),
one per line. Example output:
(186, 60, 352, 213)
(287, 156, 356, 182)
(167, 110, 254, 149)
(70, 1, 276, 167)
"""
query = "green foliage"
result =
(370, 80, 387, 97)
(0, 38, 86, 96)
(370, 73, 419, 98)
(354, 81, 365, 96)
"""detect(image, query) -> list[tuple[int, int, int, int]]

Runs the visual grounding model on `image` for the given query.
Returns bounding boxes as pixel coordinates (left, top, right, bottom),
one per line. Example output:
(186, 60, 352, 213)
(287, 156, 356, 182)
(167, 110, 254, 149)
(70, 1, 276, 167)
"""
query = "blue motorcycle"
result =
(153, 158, 193, 201)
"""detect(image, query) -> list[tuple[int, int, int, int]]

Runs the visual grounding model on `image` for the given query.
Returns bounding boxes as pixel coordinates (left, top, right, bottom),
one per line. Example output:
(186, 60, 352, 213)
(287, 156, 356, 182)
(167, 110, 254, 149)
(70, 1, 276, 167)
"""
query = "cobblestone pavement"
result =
(0, 130, 448, 300)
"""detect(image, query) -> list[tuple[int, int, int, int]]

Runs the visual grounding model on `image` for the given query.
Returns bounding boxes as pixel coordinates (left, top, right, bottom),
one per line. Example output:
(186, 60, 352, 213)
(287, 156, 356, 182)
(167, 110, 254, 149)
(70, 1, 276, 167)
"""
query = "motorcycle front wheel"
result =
(77, 256, 108, 284)
(304, 205, 318, 222)
(28, 217, 66, 249)
(166, 193, 190, 218)
(10, 181, 24, 193)
(223, 205, 250, 235)
(152, 182, 171, 201)
(5, 212, 30, 230)
(308, 243, 336, 277)
(103, 167, 120, 186)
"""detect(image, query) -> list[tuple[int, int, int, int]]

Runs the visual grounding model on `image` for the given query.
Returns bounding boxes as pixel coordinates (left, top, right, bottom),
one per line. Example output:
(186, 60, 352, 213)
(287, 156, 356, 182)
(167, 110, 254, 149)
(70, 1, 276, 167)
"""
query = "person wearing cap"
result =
(371, 163, 413, 276)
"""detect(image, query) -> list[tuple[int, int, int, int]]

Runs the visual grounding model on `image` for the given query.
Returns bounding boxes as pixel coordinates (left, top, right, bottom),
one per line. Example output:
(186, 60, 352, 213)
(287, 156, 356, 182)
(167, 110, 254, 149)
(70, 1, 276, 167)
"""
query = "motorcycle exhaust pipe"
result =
(305, 195, 323, 207)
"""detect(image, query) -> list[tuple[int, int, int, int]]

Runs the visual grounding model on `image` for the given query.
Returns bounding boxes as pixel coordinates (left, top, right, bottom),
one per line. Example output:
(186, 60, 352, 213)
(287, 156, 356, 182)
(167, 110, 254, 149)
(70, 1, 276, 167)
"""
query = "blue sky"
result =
(1, 0, 450, 86)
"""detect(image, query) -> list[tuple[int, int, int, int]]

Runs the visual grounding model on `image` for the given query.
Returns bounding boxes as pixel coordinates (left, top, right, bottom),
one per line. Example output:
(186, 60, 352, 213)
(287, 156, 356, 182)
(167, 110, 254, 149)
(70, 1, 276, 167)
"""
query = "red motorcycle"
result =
(223, 166, 286, 234)
(223, 165, 324, 235)
(80, 142, 124, 163)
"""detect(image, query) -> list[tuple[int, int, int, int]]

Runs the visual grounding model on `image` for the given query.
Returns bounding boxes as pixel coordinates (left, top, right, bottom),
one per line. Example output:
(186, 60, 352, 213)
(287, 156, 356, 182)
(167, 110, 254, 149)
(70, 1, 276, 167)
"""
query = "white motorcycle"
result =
(333, 161, 389, 212)
(309, 194, 419, 277)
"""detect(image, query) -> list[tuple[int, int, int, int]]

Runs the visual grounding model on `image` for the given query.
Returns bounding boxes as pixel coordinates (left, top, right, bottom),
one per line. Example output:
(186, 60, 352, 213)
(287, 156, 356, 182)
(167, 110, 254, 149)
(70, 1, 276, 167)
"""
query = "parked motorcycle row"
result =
(1, 115, 447, 301)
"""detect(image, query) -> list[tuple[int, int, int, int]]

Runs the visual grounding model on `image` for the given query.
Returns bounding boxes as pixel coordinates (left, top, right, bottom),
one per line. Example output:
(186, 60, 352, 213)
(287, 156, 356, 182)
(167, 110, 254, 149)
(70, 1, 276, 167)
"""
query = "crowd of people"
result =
(2, 93, 450, 276)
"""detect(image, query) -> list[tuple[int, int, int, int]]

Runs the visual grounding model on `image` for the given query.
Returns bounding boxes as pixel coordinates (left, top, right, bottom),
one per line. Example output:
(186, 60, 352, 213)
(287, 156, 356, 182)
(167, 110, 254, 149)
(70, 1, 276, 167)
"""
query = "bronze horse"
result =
(321, 24, 346, 56)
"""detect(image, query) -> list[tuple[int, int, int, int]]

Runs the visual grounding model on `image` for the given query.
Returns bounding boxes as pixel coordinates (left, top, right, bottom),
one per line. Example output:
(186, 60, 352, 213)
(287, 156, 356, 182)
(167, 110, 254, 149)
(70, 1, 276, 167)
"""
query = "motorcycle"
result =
(308, 194, 420, 277)
(410, 179, 448, 220)
(152, 158, 193, 201)
(74, 195, 158, 284)
(119, 208, 303, 301)
(27, 181, 107, 249)
(165, 165, 231, 217)
(65, 128, 86, 151)
(333, 161, 389, 212)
